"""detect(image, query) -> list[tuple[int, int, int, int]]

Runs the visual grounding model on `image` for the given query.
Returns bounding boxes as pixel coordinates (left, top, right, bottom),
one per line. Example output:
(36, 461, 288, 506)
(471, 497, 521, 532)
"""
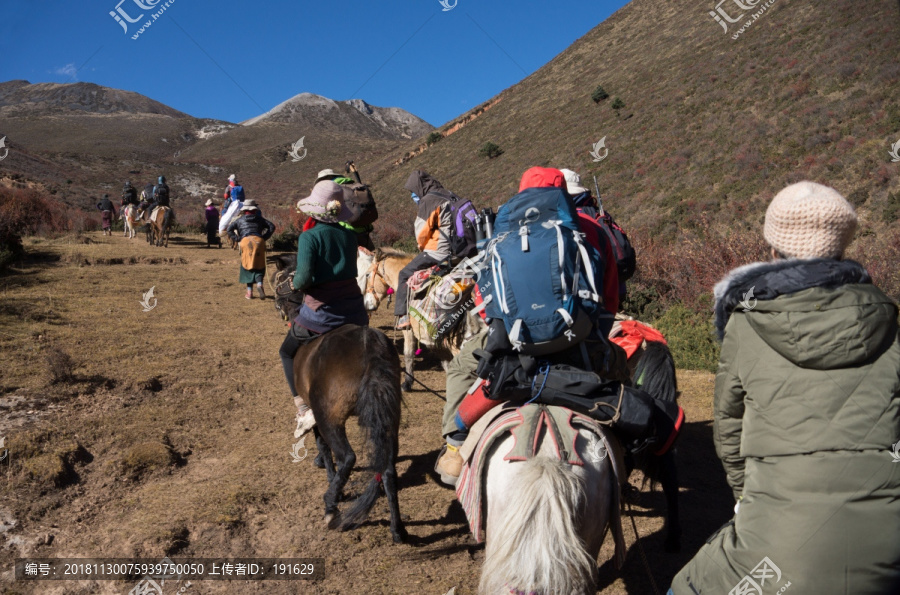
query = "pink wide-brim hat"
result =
(297, 180, 352, 223)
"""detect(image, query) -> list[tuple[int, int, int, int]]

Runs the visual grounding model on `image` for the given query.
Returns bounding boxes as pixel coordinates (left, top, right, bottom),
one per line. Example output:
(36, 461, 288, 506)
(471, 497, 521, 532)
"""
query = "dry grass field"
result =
(0, 231, 732, 594)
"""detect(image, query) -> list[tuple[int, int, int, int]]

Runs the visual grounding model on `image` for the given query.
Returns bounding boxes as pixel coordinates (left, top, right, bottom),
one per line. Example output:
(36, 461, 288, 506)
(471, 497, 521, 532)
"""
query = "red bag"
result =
(609, 320, 667, 359)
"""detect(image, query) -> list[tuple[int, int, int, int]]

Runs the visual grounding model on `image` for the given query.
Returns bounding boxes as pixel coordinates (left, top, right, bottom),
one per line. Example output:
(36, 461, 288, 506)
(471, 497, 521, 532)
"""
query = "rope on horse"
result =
(624, 488, 663, 595)
(402, 370, 446, 401)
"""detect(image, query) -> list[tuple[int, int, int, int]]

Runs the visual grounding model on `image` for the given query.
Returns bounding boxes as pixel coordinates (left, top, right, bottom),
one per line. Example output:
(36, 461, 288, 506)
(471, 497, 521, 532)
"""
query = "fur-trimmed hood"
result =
(712, 258, 899, 369)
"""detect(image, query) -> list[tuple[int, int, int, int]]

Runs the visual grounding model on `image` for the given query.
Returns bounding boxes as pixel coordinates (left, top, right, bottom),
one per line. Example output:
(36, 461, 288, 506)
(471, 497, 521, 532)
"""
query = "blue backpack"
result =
(478, 186, 605, 355)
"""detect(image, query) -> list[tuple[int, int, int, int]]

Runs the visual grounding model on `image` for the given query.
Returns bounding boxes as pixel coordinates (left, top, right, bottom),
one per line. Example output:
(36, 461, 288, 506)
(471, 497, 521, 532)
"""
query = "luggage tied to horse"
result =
(459, 350, 684, 456)
(409, 264, 477, 341)
(455, 401, 627, 567)
(477, 186, 607, 355)
(609, 318, 667, 360)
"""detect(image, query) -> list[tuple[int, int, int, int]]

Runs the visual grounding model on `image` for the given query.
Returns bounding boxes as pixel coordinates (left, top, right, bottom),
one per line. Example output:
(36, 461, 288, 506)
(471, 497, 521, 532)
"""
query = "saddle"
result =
(150, 206, 169, 223)
(455, 402, 628, 568)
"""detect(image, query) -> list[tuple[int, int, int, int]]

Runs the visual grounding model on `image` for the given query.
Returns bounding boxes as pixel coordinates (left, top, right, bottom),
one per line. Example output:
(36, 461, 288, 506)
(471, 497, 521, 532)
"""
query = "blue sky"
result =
(0, 0, 629, 126)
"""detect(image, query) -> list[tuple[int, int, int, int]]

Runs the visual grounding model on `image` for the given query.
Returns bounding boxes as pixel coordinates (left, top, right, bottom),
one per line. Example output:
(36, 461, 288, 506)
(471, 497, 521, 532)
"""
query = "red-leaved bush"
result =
(0, 186, 67, 253)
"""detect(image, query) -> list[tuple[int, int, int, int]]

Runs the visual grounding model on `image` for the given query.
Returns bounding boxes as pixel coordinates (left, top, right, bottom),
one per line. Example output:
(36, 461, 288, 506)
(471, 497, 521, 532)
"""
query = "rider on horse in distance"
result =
(279, 180, 369, 439)
(393, 170, 461, 329)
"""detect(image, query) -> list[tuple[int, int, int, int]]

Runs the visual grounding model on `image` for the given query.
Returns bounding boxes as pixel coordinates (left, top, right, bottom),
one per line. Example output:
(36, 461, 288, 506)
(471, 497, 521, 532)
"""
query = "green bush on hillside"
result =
(426, 132, 443, 146)
(591, 85, 609, 103)
(479, 142, 504, 159)
(651, 302, 720, 373)
(611, 97, 625, 112)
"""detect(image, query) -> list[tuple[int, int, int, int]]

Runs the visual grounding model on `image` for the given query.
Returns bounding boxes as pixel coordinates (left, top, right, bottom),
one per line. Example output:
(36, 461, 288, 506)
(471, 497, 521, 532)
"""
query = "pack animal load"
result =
(478, 186, 606, 355)
(341, 183, 378, 228)
(597, 212, 636, 281)
(446, 195, 478, 258)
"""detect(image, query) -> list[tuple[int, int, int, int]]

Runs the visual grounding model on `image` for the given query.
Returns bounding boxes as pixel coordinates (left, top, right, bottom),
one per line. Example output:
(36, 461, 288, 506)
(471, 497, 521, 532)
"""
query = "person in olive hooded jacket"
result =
(670, 181, 900, 595)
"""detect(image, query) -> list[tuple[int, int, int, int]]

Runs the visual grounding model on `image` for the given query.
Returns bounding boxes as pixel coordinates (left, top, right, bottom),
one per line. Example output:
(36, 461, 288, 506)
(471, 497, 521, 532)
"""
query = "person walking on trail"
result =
(669, 181, 900, 595)
(204, 199, 221, 248)
(96, 194, 117, 236)
(393, 170, 458, 329)
(227, 201, 275, 299)
(435, 167, 619, 484)
(279, 180, 369, 438)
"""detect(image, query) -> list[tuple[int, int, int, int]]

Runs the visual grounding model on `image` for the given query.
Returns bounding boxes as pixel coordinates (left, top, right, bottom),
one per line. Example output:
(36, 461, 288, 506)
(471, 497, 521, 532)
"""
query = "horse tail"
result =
(480, 457, 596, 595)
(339, 327, 402, 531)
(634, 340, 678, 403)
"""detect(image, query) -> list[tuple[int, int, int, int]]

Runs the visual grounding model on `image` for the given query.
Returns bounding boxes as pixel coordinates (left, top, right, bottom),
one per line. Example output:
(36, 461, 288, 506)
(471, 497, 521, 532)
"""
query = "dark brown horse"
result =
(292, 324, 407, 543)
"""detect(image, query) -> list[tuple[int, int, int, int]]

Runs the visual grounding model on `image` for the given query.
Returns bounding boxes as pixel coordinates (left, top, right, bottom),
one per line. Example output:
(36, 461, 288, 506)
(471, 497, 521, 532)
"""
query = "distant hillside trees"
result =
(591, 85, 609, 103)
(426, 132, 443, 146)
(479, 142, 504, 159)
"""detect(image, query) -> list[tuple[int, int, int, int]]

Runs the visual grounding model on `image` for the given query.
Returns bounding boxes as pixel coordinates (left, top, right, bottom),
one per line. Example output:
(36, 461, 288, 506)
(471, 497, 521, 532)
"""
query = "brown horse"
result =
(293, 324, 407, 543)
(149, 207, 174, 247)
(362, 248, 485, 392)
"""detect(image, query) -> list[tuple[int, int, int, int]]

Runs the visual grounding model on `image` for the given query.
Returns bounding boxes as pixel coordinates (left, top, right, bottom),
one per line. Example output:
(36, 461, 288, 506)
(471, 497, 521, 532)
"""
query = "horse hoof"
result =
(401, 381, 412, 392)
(325, 512, 341, 530)
(392, 527, 408, 544)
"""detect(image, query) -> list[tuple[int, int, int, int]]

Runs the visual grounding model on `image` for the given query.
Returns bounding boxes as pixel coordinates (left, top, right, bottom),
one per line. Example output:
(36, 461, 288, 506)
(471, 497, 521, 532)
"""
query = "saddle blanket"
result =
(407, 265, 442, 293)
(150, 207, 166, 223)
(455, 402, 628, 568)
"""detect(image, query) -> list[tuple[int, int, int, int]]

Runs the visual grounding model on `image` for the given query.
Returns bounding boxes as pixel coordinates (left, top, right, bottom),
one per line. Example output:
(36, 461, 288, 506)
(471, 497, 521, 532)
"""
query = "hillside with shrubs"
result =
(353, 0, 900, 368)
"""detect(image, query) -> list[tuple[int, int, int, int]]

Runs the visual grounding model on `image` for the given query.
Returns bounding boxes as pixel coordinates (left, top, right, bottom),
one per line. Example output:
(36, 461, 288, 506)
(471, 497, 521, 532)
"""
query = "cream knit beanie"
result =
(763, 181, 857, 259)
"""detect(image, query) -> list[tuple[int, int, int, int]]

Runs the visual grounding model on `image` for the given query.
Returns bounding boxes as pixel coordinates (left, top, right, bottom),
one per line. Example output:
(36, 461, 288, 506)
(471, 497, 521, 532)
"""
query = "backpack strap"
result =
(573, 232, 601, 303)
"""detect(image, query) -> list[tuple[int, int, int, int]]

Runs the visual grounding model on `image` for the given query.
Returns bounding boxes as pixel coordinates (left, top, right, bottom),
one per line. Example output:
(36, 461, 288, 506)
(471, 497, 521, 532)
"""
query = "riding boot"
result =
(435, 442, 463, 487)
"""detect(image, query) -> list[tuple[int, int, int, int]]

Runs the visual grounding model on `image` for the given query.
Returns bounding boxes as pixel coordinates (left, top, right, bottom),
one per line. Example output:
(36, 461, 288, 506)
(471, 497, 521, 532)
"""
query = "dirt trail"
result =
(0, 232, 733, 594)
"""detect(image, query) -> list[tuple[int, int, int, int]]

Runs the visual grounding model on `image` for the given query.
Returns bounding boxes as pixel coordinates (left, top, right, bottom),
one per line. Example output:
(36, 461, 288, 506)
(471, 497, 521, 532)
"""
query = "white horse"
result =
(477, 413, 622, 595)
(123, 205, 146, 239)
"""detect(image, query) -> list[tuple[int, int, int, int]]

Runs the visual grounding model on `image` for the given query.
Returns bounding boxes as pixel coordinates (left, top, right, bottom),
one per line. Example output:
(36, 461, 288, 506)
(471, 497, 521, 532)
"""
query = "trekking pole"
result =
(593, 175, 604, 216)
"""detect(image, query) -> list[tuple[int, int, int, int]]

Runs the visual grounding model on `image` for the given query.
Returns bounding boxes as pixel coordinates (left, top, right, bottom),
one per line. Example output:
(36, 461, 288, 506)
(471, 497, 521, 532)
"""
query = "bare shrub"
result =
(46, 347, 75, 384)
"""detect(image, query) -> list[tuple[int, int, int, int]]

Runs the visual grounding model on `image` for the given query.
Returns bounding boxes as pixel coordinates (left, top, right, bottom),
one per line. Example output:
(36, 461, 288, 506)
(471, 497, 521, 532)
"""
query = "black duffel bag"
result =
(476, 352, 680, 453)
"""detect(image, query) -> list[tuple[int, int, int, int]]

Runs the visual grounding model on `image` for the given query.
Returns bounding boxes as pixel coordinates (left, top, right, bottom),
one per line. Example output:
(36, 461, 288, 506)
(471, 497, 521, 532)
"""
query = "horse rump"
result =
(481, 456, 597, 595)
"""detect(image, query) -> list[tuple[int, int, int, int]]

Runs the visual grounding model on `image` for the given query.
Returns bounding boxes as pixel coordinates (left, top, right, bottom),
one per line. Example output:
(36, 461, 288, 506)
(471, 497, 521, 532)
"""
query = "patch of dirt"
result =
(0, 232, 733, 594)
